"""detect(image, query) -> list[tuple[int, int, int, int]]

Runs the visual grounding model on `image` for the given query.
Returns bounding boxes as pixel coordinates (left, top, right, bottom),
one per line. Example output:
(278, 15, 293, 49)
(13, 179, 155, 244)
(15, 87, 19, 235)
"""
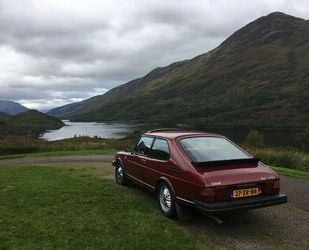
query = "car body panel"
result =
(195, 162, 277, 187)
(126, 153, 147, 182)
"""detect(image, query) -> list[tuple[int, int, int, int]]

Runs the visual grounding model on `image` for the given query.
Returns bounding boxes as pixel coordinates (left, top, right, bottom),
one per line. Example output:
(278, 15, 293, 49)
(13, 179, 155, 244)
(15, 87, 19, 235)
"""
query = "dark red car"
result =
(112, 129, 287, 219)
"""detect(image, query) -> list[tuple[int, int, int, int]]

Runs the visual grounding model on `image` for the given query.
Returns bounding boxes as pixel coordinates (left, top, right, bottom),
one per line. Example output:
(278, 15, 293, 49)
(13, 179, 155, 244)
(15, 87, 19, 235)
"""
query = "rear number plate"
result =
(233, 187, 260, 198)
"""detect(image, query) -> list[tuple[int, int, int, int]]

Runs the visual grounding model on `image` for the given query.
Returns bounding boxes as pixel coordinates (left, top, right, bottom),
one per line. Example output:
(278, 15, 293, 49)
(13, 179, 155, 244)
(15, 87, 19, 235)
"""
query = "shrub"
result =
(300, 125, 309, 152)
(244, 130, 265, 148)
(245, 147, 309, 172)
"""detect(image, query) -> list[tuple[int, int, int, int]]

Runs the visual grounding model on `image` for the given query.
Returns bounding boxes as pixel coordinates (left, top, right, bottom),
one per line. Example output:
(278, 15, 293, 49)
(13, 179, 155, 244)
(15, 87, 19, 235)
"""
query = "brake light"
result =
(200, 187, 216, 197)
(272, 179, 280, 189)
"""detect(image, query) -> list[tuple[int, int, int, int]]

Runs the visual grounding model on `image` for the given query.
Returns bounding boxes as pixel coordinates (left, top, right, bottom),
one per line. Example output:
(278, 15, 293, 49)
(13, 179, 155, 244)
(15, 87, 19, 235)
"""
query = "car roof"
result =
(143, 130, 223, 140)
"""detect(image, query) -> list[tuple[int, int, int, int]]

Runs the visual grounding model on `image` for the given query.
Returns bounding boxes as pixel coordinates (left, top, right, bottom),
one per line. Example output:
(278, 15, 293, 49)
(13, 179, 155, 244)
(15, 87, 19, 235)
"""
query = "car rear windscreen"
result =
(179, 137, 251, 163)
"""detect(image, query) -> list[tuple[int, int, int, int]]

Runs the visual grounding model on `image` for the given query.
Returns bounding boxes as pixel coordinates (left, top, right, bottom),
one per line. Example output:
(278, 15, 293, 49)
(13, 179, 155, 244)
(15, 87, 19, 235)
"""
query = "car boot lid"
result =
(193, 159, 278, 187)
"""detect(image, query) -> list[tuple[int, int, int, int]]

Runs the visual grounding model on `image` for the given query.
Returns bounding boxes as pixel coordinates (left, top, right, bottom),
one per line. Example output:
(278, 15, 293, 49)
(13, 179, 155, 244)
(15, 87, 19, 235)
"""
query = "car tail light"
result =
(200, 187, 216, 202)
(272, 179, 280, 189)
(200, 187, 216, 197)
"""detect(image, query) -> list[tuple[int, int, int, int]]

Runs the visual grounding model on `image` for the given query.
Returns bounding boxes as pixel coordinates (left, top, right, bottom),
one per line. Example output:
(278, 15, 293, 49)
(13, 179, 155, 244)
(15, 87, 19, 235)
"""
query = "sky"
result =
(0, 0, 308, 110)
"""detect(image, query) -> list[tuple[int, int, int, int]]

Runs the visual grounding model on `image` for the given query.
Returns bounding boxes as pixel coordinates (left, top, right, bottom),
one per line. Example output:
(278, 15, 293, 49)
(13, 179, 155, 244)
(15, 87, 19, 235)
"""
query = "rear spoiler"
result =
(191, 158, 260, 167)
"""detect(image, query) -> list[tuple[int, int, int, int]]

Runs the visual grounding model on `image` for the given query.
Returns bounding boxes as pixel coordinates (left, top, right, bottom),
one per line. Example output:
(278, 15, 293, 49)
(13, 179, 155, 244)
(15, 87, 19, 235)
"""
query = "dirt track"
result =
(0, 155, 114, 166)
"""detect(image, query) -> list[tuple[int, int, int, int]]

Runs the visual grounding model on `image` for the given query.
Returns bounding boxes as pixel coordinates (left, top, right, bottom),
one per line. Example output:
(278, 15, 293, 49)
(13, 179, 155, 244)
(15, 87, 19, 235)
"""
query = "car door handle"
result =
(167, 165, 183, 173)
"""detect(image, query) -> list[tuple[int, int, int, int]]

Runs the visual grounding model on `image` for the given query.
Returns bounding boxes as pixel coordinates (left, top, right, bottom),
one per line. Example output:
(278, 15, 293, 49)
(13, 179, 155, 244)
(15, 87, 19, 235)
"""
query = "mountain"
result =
(0, 112, 10, 128)
(0, 110, 64, 138)
(0, 100, 29, 115)
(49, 12, 309, 130)
(0, 111, 10, 119)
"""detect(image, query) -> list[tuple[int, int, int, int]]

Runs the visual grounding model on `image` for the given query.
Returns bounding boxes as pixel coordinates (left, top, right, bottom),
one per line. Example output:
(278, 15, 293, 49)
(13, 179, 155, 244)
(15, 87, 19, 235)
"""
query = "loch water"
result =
(40, 121, 137, 141)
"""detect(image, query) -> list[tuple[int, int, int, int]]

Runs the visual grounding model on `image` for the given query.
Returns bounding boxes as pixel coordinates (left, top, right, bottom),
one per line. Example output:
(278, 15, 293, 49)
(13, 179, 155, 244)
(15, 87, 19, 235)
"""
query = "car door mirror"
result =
(125, 147, 133, 153)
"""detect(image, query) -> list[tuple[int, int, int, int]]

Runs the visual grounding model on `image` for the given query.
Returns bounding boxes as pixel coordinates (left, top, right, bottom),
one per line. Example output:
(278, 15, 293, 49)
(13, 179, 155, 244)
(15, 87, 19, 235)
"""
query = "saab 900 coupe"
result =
(112, 129, 287, 219)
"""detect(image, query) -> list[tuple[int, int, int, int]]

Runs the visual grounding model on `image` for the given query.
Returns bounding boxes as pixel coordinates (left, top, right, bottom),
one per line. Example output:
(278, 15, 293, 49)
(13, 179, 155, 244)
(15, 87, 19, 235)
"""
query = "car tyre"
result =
(157, 181, 177, 219)
(115, 161, 129, 186)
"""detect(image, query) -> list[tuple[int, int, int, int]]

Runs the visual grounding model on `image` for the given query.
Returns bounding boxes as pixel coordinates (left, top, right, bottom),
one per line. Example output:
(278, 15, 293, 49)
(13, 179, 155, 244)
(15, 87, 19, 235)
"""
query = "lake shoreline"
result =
(40, 121, 138, 141)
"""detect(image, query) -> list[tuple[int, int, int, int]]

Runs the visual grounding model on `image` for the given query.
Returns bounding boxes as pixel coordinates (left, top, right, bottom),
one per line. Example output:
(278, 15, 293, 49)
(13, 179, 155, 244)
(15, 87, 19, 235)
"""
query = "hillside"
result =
(0, 110, 64, 138)
(49, 12, 309, 130)
(0, 100, 29, 115)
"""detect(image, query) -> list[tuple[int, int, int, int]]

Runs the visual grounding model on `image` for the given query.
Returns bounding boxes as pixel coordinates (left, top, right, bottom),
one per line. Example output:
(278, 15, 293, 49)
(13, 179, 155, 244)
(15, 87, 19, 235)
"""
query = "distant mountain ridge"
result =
(49, 12, 309, 130)
(0, 100, 29, 115)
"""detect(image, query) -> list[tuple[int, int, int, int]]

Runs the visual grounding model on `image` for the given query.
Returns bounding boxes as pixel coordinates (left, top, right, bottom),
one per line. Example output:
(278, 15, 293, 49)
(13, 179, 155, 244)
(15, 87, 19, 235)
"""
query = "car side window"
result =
(134, 136, 154, 156)
(151, 138, 170, 161)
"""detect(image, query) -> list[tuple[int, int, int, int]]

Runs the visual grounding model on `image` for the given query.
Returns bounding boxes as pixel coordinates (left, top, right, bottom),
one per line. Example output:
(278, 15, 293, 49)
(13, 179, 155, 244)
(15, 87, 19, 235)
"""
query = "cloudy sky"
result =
(0, 0, 308, 110)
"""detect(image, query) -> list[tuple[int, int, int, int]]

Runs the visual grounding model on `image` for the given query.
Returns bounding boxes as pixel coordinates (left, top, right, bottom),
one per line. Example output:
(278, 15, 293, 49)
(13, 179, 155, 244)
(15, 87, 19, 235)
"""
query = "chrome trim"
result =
(176, 196, 195, 204)
(167, 167, 183, 173)
(127, 159, 144, 167)
(125, 173, 155, 190)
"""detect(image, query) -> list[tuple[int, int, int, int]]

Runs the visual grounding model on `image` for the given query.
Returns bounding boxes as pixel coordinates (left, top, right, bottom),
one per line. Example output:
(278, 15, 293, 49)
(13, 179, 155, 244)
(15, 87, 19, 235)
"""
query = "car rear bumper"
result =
(195, 194, 287, 213)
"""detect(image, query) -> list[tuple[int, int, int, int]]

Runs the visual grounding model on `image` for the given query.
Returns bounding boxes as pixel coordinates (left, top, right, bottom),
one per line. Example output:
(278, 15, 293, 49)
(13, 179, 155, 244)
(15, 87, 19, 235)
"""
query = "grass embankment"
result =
(0, 164, 208, 249)
(271, 166, 309, 181)
(246, 147, 309, 172)
(0, 135, 138, 156)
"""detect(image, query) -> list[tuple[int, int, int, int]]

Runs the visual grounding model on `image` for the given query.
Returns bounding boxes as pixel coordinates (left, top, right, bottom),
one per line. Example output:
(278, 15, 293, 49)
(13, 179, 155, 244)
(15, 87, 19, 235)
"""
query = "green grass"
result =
(0, 135, 138, 156)
(0, 165, 208, 249)
(271, 166, 309, 181)
(0, 163, 307, 249)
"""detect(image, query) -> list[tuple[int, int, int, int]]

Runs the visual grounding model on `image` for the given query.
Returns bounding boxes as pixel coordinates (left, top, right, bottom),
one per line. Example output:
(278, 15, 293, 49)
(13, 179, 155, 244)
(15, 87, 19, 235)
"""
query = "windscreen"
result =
(179, 137, 251, 162)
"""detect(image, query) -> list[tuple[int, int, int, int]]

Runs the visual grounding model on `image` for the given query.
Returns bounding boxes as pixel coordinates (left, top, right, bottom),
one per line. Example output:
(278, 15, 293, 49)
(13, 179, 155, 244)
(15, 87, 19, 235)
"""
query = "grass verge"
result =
(0, 135, 138, 156)
(271, 166, 309, 181)
(0, 165, 208, 249)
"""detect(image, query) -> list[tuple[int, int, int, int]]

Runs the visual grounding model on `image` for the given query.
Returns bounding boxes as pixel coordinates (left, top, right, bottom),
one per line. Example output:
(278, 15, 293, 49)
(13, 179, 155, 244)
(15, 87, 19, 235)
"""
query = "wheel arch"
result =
(115, 157, 123, 167)
(155, 177, 176, 196)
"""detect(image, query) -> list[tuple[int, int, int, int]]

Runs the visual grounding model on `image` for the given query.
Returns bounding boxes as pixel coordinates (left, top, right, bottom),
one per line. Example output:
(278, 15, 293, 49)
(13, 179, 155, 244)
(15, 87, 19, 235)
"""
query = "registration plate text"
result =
(233, 187, 260, 198)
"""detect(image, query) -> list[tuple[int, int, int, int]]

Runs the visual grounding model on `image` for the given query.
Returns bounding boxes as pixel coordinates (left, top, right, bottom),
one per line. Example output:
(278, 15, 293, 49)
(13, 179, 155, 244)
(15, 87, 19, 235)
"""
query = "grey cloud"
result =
(0, 0, 309, 109)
